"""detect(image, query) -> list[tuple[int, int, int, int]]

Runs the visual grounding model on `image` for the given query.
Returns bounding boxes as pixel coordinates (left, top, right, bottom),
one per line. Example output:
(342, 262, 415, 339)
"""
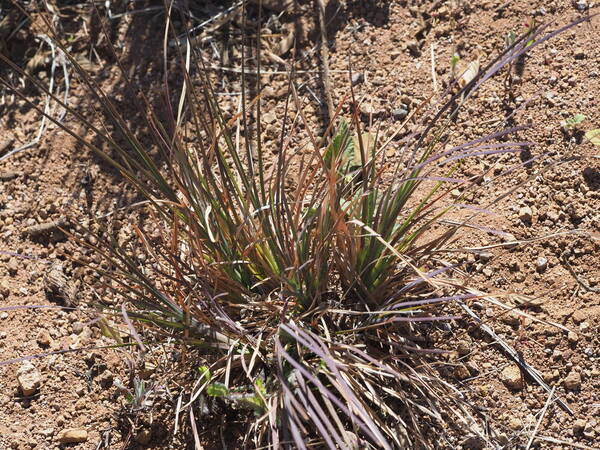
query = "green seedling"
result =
(122, 378, 153, 411)
(563, 113, 586, 129)
(206, 382, 230, 397)
(199, 366, 267, 415)
(450, 53, 460, 71)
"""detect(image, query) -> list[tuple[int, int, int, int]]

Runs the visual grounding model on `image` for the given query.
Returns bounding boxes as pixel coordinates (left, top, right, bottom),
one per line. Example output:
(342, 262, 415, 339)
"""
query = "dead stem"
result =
(316, 0, 335, 128)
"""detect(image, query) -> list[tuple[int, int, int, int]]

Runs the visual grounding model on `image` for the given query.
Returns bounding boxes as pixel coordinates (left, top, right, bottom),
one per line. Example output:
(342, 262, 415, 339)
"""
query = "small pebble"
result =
(536, 256, 548, 273)
(501, 313, 520, 327)
(508, 417, 523, 431)
(7, 257, 19, 275)
(542, 370, 558, 383)
(351, 72, 364, 85)
(0, 280, 9, 298)
(56, 428, 88, 444)
(563, 370, 581, 391)
(573, 419, 587, 434)
(37, 330, 52, 347)
(262, 111, 277, 125)
(572, 309, 587, 323)
(567, 331, 579, 344)
(457, 340, 470, 356)
(478, 251, 493, 263)
(501, 365, 523, 390)
(40, 428, 54, 437)
(72, 322, 84, 334)
(519, 206, 533, 223)
(453, 365, 470, 380)
(359, 102, 382, 116)
(391, 107, 409, 121)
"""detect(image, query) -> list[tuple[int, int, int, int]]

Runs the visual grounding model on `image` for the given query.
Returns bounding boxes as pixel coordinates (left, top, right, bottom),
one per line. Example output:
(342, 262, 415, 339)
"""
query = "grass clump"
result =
(1, 5, 590, 448)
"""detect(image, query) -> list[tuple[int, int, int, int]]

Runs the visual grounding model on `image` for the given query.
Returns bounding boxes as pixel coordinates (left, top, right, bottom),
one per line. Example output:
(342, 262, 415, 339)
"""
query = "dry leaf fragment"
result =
(456, 59, 480, 88)
(352, 133, 375, 165)
(584, 129, 600, 146)
(453, 49, 483, 88)
(272, 23, 295, 56)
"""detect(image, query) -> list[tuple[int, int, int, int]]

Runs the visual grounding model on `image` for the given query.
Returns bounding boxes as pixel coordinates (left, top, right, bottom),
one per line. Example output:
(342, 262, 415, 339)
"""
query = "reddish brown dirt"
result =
(1, 0, 598, 448)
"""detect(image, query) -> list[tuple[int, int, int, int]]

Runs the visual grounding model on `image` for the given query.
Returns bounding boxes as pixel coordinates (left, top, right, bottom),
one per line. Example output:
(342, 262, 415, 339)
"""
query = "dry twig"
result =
(562, 255, 600, 293)
(534, 435, 596, 450)
(316, 0, 335, 126)
(21, 217, 68, 238)
(525, 386, 556, 450)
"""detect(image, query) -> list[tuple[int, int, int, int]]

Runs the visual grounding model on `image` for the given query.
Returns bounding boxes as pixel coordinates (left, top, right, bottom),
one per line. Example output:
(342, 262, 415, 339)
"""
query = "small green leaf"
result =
(565, 114, 586, 128)
(572, 113, 585, 123)
(207, 382, 229, 397)
(585, 129, 600, 146)
(255, 377, 266, 396)
(450, 54, 460, 69)
(198, 365, 211, 382)
(323, 119, 352, 170)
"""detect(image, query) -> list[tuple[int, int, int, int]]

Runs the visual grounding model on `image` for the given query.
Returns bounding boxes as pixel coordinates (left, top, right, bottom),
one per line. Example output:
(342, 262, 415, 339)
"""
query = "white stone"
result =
(17, 361, 41, 396)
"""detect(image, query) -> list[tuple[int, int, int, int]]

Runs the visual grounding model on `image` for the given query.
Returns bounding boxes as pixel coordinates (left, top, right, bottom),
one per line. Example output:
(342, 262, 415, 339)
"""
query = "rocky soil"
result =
(1, 0, 598, 448)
